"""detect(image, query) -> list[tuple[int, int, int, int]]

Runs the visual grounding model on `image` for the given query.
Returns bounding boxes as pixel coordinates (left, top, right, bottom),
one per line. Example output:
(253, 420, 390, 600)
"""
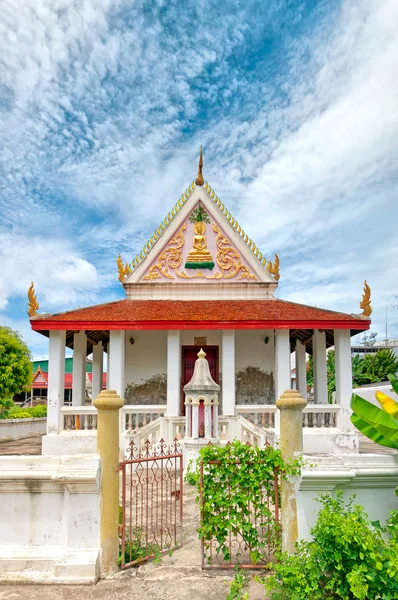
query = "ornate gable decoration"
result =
(118, 149, 280, 285)
(143, 201, 257, 282)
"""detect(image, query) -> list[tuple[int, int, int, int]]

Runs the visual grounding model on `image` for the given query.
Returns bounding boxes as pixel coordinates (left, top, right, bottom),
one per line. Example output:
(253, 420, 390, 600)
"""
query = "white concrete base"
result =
(0, 548, 99, 584)
(183, 438, 220, 476)
(297, 454, 398, 541)
(42, 432, 97, 455)
(0, 417, 46, 441)
(0, 454, 100, 584)
(303, 430, 359, 455)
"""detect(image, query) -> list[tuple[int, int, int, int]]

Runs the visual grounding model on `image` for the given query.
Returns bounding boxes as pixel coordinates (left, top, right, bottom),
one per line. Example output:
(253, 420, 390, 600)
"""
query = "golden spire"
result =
(195, 145, 204, 186)
(360, 280, 372, 317)
(117, 253, 132, 282)
(27, 281, 39, 317)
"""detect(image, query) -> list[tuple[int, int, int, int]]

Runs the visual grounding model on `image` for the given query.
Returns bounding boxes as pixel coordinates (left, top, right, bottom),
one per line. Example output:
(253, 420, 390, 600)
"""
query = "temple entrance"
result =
(181, 346, 219, 415)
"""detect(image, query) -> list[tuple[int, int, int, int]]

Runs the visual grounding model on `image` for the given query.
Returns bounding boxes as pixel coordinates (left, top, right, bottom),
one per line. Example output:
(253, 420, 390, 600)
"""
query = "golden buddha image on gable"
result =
(184, 203, 215, 270)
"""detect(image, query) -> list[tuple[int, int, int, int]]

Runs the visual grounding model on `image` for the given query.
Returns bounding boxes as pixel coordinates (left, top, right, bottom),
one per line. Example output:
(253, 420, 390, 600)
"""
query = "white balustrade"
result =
(120, 405, 167, 433)
(61, 406, 98, 431)
(236, 405, 277, 428)
(236, 404, 340, 430)
(302, 405, 341, 429)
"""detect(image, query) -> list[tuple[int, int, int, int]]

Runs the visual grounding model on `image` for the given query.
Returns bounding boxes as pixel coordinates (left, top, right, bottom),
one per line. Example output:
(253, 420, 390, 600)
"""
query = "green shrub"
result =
(264, 491, 398, 600)
(184, 458, 199, 486)
(1, 404, 47, 420)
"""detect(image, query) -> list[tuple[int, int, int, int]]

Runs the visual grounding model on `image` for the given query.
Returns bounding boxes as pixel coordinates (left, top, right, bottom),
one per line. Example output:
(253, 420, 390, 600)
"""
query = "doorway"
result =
(181, 346, 219, 415)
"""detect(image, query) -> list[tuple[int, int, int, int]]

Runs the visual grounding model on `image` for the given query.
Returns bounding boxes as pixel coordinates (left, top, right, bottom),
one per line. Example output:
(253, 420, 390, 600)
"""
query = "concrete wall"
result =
(297, 454, 398, 541)
(235, 330, 275, 404)
(0, 417, 46, 441)
(125, 330, 167, 405)
(0, 455, 100, 583)
(352, 383, 398, 407)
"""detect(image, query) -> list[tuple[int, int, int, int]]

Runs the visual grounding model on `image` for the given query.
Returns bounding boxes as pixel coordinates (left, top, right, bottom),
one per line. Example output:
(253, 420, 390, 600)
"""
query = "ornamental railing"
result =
(61, 406, 97, 431)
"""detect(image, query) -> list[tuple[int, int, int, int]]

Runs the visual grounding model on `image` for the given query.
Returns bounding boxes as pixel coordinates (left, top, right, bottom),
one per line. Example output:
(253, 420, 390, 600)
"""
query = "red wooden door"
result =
(181, 347, 218, 415)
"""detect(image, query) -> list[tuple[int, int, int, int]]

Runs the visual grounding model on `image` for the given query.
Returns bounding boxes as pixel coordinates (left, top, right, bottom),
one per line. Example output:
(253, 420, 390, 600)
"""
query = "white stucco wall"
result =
(297, 454, 398, 541)
(0, 417, 46, 441)
(0, 455, 100, 583)
(125, 330, 167, 384)
(235, 330, 275, 404)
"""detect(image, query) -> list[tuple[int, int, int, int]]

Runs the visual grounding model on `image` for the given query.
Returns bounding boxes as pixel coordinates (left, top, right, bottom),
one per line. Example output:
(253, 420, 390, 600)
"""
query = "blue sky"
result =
(0, 0, 397, 358)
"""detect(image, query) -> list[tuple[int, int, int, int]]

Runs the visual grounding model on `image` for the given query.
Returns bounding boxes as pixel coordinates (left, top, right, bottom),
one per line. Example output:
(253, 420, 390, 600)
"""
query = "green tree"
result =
(307, 349, 398, 402)
(352, 349, 398, 386)
(0, 326, 32, 415)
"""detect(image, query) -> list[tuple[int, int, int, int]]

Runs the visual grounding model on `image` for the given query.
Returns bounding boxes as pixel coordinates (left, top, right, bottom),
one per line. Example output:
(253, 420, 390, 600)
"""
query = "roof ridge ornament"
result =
(195, 145, 204, 186)
(360, 280, 372, 317)
(28, 281, 39, 317)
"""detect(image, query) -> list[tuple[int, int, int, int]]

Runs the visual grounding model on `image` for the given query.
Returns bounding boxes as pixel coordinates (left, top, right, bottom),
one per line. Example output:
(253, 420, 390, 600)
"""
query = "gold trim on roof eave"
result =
(203, 181, 279, 281)
(118, 179, 279, 282)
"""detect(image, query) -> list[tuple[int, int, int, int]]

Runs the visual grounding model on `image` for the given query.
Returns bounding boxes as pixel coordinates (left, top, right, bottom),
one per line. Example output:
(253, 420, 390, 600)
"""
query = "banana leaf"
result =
(351, 394, 398, 430)
(351, 414, 398, 450)
(388, 372, 398, 395)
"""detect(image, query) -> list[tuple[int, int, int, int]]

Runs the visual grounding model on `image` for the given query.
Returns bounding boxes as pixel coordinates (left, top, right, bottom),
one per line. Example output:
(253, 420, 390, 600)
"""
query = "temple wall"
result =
(124, 330, 167, 405)
(235, 330, 275, 404)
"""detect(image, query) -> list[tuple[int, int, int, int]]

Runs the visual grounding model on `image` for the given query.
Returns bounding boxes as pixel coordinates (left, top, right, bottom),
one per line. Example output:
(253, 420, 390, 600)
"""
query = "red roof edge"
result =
(31, 319, 370, 331)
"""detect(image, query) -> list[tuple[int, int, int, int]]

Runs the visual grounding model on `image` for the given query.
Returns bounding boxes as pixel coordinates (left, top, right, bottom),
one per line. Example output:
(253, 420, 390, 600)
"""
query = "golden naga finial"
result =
(117, 253, 132, 282)
(360, 280, 372, 317)
(266, 254, 280, 282)
(195, 145, 204, 186)
(27, 281, 39, 317)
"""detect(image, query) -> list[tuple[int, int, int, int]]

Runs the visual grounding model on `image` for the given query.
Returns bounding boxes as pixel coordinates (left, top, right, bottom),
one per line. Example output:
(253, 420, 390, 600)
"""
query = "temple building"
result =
(29, 149, 371, 456)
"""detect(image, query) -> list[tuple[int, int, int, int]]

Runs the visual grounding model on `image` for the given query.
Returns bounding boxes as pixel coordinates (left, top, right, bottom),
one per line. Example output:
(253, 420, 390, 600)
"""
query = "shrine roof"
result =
(30, 299, 370, 330)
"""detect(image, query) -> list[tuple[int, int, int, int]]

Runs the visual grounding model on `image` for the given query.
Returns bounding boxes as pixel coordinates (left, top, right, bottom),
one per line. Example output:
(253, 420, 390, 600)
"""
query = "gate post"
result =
(93, 389, 124, 576)
(276, 389, 307, 554)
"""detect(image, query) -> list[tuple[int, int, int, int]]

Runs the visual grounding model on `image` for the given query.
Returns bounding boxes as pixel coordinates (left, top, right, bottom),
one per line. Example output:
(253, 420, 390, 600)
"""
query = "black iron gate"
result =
(118, 438, 183, 569)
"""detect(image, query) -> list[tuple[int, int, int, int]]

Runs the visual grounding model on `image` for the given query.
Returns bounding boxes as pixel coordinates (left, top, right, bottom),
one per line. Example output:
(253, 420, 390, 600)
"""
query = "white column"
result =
(192, 402, 199, 438)
(106, 342, 110, 390)
(92, 341, 104, 401)
(166, 330, 181, 416)
(221, 330, 235, 415)
(274, 329, 291, 433)
(334, 329, 353, 433)
(108, 330, 126, 400)
(295, 340, 307, 399)
(47, 330, 66, 434)
(185, 400, 191, 437)
(204, 402, 212, 438)
(72, 331, 87, 406)
(213, 399, 219, 439)
(313, 329, 328, 404)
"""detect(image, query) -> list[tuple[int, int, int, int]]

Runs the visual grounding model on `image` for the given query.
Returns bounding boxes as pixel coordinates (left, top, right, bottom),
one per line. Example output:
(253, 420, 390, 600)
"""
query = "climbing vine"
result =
(197, 441, 302, 568)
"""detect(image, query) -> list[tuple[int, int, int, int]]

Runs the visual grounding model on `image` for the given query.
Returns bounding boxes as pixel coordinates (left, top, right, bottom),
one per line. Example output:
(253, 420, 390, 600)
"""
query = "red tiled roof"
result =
(31, 299, 370, 331)
(32, 372, 107, 390)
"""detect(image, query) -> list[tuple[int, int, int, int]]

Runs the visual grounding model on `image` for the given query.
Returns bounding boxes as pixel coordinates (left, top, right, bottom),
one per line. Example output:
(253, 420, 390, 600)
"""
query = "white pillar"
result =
(47, 330, 66, 434)
(334, 329, 353, 433)
(213, 399, 219, 439)
(313, 329, 328, 404)
(185, 400, 191, 437)
(166, 330, 181, 416)
(204, 402, 212, 438)
(192, 403, 199, 438)
(295, 340, 307, 399)
(92, 341, 104, 401)
(274, 329, 291, 433)
(106, 342, 110, 390)
(72, 331, 87, 406)
(221, 330, 235, 415)
(108, 330, 125, 400)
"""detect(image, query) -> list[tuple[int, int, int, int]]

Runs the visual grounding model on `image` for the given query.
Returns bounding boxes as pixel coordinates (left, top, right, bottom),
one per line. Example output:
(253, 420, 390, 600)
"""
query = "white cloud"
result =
(0, 0, 397, 357)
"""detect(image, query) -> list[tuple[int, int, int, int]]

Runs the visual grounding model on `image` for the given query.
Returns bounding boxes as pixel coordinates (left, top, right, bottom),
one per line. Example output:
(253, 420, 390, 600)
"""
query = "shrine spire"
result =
(195, 145, 204, 186)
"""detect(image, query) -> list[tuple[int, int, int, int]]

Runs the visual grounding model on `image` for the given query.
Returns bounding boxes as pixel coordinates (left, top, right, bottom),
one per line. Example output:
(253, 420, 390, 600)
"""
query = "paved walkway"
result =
(0, 484, 266, 600)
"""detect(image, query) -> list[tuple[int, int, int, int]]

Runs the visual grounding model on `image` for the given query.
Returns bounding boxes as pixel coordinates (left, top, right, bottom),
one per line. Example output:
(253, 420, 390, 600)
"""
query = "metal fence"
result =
(199, 456, 280, 570)
(118, 438, 183, 569)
